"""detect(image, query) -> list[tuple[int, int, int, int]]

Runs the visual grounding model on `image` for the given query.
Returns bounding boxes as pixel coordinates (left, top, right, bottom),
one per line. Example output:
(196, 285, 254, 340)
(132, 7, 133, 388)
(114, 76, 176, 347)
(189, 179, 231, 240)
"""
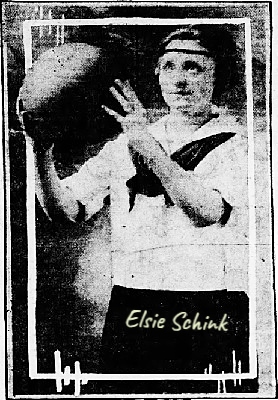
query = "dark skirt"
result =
(101, 285, 250, 374)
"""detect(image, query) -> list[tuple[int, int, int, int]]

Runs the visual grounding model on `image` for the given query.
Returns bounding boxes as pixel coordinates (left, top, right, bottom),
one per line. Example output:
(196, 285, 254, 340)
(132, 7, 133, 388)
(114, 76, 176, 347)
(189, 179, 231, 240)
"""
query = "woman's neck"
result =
(168, 105, 215, 128)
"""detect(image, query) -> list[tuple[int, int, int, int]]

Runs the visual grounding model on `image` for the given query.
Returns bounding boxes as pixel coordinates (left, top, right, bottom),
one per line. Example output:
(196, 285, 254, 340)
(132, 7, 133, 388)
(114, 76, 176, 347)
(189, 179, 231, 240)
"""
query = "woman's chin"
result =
(169, 103, 196, 115)
(168, 102, 212, 117)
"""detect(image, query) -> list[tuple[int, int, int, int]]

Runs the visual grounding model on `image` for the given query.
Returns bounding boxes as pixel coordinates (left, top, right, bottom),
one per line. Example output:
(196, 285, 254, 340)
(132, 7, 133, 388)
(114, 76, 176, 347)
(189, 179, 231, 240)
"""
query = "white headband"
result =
(164, 39, 211, 56)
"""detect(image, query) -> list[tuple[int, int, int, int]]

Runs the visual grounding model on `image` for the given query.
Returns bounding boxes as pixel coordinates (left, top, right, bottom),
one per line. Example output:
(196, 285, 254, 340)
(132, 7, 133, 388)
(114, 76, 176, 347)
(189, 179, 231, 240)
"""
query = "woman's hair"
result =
(157, 24, 244, 105)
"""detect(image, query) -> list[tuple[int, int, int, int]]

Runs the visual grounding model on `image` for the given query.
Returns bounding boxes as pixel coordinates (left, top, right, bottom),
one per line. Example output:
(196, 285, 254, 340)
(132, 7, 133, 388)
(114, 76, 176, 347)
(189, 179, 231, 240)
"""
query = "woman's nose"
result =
(171, 74, 189, 88)
(174, 79, 188, 89)
(169, 68, 190, 85)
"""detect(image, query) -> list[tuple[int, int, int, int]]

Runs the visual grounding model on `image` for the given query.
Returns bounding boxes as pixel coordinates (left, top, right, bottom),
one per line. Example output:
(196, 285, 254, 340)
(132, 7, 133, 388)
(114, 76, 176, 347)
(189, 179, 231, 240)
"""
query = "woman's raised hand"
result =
(102, 79, 165, 163)
(102, 79, 149, 136)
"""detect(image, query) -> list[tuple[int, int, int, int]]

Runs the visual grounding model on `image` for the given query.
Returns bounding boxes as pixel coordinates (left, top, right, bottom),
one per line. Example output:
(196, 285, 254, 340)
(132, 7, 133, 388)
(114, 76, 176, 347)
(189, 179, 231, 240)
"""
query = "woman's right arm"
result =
(33, 143, 80, 223)
(21, 107, 112, 223)
(22, 110, 111, 223)
(20, 109, 81, 222)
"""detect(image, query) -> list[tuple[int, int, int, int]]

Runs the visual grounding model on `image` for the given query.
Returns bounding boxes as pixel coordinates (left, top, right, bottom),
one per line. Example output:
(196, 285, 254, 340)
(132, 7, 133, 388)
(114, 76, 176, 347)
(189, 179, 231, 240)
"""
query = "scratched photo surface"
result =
(5, 2, 274, 398)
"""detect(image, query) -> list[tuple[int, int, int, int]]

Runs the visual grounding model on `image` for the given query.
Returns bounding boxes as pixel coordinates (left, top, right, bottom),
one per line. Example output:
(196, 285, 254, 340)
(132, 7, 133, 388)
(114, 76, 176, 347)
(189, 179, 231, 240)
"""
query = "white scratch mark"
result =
(39, 6, 43, 38)
(222, 371, 226, 393)
(54, 350, 88, 396)
(232, 349, 236, 385)
(48, 9, 52, 35)
(238, 360, 242, 385)
(54, 350, 62, 393)
(61, 14, 65, 44)
(56, 24, 60, 46)
(208, 363, 212, 374)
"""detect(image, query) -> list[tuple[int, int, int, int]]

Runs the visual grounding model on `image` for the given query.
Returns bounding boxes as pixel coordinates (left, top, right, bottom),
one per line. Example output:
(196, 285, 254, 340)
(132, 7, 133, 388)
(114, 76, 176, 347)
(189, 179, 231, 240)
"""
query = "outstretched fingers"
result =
(102, 105, 123, 123)
(102, 79, 146, 129)
(115, 79, 143, 108)
(109, 86, 133, 113)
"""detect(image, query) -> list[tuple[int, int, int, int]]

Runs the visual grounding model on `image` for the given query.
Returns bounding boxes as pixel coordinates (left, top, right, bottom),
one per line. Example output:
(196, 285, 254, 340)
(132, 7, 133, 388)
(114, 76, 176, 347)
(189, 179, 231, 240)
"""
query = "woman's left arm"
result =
(103, 79, 225, 226)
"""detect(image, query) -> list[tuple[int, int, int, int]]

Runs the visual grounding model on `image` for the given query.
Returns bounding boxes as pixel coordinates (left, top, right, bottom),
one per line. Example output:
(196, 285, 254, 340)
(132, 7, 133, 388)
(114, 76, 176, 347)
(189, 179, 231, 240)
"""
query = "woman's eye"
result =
(183, 63, 203, 74)
(187, 67, 199, 73)
(162, 61, 175, 70)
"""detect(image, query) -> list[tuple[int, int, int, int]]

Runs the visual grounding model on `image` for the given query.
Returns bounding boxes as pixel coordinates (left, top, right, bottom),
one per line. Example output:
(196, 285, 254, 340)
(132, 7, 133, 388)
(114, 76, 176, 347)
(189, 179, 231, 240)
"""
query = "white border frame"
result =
(22, 16, 257, 396)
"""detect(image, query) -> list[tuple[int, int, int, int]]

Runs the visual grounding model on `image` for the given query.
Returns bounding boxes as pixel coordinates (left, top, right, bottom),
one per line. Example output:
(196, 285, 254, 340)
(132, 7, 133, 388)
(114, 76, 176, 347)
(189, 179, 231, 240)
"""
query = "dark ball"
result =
(19, 42, 122, 143)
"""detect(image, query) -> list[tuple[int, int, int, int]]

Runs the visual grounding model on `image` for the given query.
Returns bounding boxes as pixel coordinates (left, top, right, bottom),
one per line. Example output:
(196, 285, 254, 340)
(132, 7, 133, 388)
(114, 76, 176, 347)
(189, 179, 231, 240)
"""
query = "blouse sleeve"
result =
(61, 140, 114, 221)
(198, 131, 249, 239)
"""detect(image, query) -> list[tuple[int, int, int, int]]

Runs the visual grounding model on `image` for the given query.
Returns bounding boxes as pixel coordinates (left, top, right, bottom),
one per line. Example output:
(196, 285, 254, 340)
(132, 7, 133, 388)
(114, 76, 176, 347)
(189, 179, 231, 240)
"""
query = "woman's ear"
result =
(155, 60, 160, 76)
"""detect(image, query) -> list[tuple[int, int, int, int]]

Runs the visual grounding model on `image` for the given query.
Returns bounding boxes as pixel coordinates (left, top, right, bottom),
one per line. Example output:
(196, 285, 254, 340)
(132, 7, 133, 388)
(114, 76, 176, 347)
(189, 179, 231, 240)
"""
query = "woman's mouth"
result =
(170, 90, 192, 95)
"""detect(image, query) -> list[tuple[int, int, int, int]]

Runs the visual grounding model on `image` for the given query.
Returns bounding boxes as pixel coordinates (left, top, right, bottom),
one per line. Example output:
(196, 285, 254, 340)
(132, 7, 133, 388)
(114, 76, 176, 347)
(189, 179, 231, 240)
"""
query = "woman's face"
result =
(157, 39, 216, 115)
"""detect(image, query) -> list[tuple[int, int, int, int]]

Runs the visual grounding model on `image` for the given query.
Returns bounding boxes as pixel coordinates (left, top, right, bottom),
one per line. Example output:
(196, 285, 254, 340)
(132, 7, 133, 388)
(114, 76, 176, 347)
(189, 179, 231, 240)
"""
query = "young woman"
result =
(20, 25, 249, 374)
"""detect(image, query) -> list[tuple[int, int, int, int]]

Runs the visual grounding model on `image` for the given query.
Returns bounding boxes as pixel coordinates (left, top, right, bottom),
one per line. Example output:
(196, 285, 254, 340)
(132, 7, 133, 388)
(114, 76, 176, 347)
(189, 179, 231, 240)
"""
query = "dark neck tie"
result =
(126, 132, 236, 211)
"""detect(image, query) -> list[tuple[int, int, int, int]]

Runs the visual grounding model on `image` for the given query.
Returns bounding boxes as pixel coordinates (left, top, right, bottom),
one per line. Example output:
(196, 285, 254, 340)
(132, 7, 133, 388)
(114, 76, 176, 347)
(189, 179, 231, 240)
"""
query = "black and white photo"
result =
(2, 1, 275, 398)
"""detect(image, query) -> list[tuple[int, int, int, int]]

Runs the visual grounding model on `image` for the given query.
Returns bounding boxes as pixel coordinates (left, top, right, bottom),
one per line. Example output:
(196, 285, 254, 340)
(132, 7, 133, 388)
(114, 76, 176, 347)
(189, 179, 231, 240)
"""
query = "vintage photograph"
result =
(3, 1, 275, 398)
